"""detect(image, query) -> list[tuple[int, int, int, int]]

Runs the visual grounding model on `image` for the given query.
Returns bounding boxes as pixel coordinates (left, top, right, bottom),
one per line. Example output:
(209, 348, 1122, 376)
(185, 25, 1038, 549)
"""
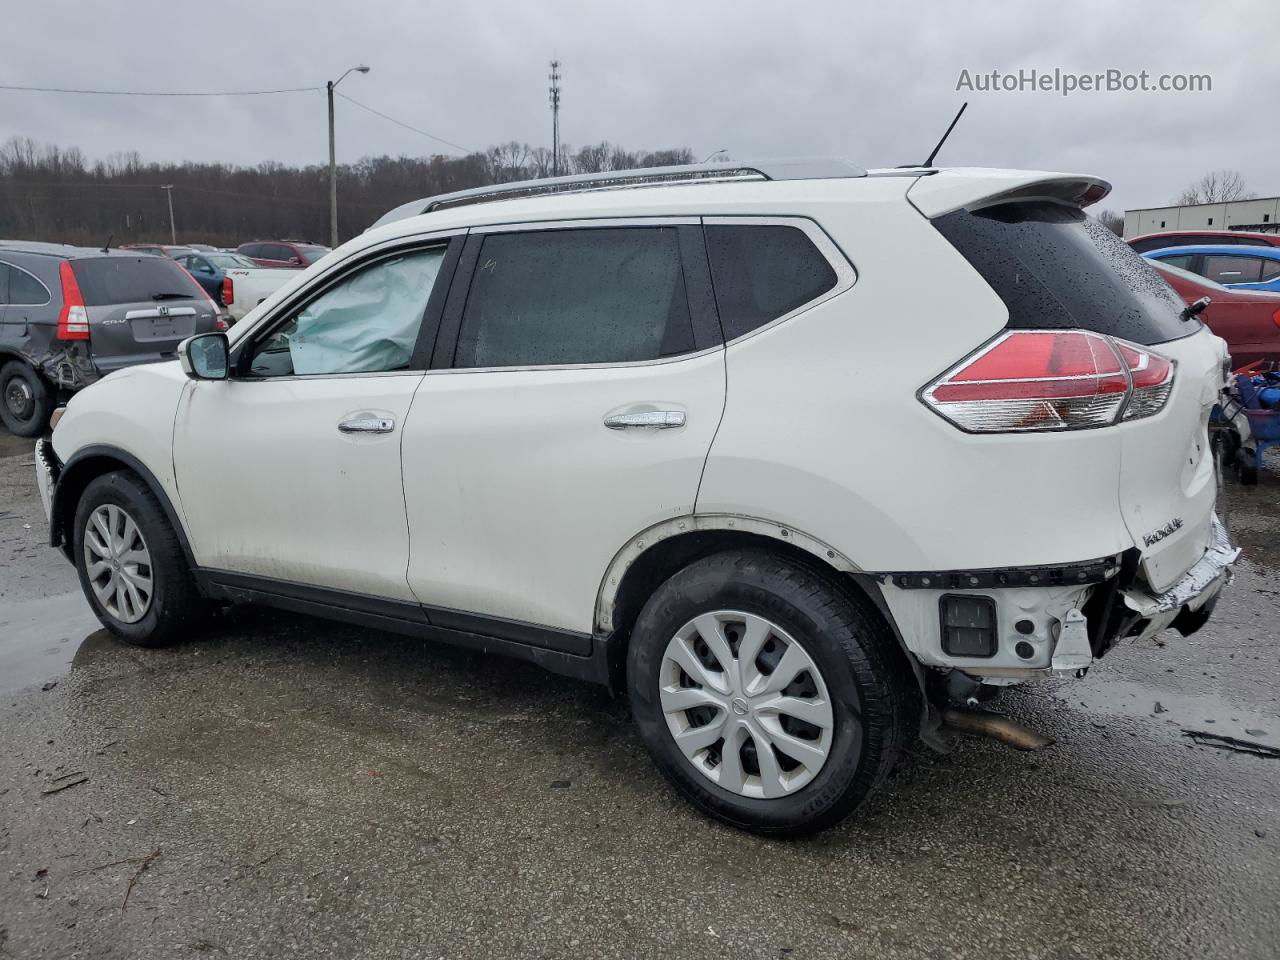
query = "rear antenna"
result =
(921, 101, 968, 168)
(101, 234, 113, 254)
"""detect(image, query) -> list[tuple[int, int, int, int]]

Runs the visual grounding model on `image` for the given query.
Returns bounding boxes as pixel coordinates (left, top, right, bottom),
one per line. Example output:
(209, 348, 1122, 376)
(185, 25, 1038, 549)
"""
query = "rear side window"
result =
(8, 264, 49, 304)
(1263, 261, 1280, 281)
(1158, 254, 1197, 271)
(704, 224, 838, 340)
(71, 256, 203, 305)
(1204, 255, 1264, 284)
(454, 227, 694, 368)
(932, 202, 1196, 345)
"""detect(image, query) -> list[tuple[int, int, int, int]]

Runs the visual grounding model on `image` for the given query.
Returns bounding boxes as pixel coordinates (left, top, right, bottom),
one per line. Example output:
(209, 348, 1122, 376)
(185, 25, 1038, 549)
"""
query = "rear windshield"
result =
(71, 256, 203, 306)
(933, 201, 1197, 345)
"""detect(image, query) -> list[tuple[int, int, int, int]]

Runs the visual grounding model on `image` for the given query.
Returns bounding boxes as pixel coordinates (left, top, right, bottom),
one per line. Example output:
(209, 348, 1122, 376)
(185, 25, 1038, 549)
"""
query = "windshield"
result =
(71, 256, 204, 305)
(208, 254, 256, 269)
(1152, 260, 1229, 292)
(298, 246, 329, 264)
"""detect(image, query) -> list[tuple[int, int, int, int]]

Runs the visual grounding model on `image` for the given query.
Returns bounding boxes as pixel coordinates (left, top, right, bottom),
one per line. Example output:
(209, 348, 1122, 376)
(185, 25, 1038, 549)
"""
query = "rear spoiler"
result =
(907, 168, 1112, 219)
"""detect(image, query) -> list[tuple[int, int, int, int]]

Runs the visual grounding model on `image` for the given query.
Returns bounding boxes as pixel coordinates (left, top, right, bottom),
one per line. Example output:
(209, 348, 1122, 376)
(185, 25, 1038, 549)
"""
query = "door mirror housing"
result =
(288, 256, 303, 266)
(178, 332, 230, 380)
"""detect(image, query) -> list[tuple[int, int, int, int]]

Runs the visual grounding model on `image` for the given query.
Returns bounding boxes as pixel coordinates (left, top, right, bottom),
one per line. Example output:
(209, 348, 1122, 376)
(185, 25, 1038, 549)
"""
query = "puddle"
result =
(0, 590, 101, 692)
(1055, 675, 1280, 751)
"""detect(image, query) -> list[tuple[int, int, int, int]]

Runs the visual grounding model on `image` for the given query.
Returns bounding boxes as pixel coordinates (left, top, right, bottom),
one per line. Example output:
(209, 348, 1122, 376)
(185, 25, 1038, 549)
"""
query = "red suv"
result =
(1129, 230, 1280, 254)
(235, 240, 330, 269)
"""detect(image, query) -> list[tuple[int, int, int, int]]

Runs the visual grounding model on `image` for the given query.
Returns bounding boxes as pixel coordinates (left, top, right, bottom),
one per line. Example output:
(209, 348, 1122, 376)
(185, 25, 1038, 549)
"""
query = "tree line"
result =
(0, 137, 696, 247)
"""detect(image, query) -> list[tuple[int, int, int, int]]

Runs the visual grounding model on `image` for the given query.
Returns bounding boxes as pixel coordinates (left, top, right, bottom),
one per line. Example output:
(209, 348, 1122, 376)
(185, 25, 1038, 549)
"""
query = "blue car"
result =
(1144, 243, 1280, 293)
(172, 251, 258, 305)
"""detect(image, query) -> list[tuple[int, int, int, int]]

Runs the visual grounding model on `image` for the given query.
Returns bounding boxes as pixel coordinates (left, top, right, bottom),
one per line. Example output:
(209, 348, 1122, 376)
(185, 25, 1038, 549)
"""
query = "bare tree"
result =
(0, 136, 698, 244)
(1095, 208, 1124, 236)
(1174, 170, 1254, 206)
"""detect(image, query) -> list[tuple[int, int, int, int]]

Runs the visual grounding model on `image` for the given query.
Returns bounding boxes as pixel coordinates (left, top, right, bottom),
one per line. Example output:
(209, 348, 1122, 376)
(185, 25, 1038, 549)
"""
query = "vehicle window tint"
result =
(240, 244, 261, 258)
(0, 263, 10, 304)
(704, 224, 839, 340)
(8, 264, 49, 304)
(269, 245, 296, 262)
(933, 203, 1197, 346)
(248, 247, 444, 377)
(1204, 256, 1264, 284)
(1261, 260, 1280, 281)
(454, 227, 694, 368)
(70, 257, 203, 305)
(1157, 254, 1197, 271)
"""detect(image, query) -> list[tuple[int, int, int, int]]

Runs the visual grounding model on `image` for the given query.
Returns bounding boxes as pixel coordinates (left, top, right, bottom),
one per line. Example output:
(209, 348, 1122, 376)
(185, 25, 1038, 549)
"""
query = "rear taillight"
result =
(922, 330, 1175, 433)
(221, 276, 234, 306)
(214, 317, 228, 332)
(1114, 342, 1174, 421)
(56, 261, 90, 340)
(1273, 308, 1280, 330)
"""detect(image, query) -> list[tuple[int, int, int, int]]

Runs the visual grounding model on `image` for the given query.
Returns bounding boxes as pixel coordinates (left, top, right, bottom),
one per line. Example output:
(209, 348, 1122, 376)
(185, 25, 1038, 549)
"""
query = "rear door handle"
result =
(603, 410, 686, 430)
(338, 417, 396, 434)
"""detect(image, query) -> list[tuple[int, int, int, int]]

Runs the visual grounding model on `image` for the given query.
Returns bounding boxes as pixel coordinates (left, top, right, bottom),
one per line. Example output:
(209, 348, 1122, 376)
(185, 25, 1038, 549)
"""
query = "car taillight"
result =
(1273, 308, 1280, 330)
(222, 276, 234, 305)
(214, 317, 229, 332)
(922, 330, 1175, 433)
(1114, 341, 1175, 421)
(57, 261, 91, 340)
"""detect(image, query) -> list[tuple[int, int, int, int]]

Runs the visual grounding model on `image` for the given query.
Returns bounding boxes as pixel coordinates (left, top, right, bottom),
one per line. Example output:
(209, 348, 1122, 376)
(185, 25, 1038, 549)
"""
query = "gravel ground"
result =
(1, 432, 1277, 960)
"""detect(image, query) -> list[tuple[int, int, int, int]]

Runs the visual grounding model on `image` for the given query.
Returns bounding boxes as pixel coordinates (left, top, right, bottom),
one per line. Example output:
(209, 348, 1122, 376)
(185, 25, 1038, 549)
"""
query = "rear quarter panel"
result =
(697, 194, 1132, 571)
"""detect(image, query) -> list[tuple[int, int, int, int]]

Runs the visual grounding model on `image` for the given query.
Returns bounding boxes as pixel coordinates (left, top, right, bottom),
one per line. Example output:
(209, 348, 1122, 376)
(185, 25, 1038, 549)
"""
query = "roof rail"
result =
(369, 157, 867, 229)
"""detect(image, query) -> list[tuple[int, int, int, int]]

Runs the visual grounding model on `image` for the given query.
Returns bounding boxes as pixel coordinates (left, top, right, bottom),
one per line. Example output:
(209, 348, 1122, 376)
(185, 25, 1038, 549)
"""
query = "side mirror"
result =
(178, 332, 230, 380)
(288, 256, 303, 266)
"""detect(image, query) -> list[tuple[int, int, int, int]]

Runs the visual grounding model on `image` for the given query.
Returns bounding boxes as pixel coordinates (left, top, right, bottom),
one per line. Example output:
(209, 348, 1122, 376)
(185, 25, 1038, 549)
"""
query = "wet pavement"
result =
(1, 438, 1278, 959)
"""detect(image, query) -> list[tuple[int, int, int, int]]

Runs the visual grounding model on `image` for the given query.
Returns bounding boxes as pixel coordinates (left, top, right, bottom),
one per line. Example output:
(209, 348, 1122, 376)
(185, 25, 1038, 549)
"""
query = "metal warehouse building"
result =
(1124, 196, 1280, 238)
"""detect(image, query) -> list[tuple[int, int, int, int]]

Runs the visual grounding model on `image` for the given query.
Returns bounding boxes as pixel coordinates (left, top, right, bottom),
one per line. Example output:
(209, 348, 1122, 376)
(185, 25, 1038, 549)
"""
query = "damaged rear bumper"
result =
(1120, 515, 1238, 634)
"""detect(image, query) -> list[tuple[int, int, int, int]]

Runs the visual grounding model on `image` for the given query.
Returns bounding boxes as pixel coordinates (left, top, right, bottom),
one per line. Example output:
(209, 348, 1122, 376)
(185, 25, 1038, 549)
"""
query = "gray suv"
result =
(0, 242, 221, 436)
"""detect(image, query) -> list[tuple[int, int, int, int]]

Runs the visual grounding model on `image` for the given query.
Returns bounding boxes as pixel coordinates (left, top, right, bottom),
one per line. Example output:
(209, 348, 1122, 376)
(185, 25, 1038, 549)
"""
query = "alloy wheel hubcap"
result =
(83, 504, 154, 624)
(659, 611, 835, 799)
(4, 378, 33, 419)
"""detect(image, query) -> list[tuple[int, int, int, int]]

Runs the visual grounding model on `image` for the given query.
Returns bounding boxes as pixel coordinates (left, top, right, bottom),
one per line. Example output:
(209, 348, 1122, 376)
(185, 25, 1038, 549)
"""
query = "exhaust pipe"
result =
(941, 707, 1055, 751)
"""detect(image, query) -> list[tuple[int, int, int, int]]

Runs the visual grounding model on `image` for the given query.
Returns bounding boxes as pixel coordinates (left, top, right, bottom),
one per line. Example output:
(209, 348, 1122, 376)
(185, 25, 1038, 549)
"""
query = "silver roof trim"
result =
(369, 157, 868, 229)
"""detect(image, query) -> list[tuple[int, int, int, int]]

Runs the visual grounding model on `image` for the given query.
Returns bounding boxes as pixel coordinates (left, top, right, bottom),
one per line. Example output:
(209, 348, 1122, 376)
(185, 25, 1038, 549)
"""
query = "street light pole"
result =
(327, 64, 370, 248)
(160, 184, 176, 244)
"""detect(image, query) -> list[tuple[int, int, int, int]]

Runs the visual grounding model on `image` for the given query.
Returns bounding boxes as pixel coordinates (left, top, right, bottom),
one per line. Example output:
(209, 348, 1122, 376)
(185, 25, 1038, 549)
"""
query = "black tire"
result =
(1238, 448, 1259, 486)
(0, 361, 53, 438)
(73, 470, 206, 647)
(627, 550, 914, 837)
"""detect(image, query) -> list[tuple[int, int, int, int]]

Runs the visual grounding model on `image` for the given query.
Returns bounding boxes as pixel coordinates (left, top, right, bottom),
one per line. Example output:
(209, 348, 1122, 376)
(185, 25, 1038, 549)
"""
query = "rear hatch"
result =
(919, 178, 1227, 593)
(71, 256, 218, 375)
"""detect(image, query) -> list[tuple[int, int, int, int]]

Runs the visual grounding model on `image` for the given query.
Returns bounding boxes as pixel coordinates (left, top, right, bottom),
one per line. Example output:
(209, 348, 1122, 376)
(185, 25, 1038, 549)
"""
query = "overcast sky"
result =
(4, 0, 1278, 214)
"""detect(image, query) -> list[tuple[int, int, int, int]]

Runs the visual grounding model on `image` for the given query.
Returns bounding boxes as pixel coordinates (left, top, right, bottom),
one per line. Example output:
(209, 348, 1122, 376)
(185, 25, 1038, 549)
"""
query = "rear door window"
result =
(1262, 261, 1280, 282)
(1204, 255, 1265, 284)
(71, 256, 203, 305)
(704, 224, 839, 340)
(8, 264, 49, 304)
(932, 202, 1196, 345)
(0, 263, 9, 304)
(453, 227, 695, 368)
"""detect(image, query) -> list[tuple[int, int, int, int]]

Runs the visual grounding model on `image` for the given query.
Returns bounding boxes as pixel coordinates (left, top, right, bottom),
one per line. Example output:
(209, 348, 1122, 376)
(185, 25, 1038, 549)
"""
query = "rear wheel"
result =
(73, 470, 206, 647)
(0, 361, 53, 437)
(627, 550, 913, 837)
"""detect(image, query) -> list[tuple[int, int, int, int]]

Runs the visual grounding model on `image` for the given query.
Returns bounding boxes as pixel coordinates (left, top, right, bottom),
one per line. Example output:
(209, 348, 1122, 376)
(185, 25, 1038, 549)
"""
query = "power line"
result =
(334, 92, 474, 155)
(0, 83, 320, 97)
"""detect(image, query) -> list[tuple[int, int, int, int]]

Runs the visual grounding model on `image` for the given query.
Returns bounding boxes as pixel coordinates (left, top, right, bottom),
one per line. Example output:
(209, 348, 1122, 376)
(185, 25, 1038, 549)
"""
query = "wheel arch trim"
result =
(593, 514, 862, 634)
(51, 444, 198, 571)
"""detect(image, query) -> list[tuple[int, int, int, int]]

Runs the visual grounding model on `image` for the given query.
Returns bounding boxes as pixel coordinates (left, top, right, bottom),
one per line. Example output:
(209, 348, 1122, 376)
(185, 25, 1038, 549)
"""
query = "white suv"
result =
(36, 160, 1238, 835)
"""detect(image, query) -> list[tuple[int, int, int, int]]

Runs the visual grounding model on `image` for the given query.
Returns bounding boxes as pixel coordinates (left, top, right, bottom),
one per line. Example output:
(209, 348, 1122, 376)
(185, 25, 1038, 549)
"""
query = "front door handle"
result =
(338, 417, 396, 434)
(603, 410, 686, 430)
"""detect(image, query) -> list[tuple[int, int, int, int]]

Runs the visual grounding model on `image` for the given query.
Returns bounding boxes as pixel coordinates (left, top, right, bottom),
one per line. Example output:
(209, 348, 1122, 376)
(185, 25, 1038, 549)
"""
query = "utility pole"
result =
(327, 64, 371, 248)
(548, 60, 561, 177)
(160, 185, 176, 244)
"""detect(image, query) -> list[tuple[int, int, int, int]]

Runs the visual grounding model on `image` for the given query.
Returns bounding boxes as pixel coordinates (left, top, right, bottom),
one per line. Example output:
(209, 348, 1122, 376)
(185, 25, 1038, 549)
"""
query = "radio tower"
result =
(548, 60, 562, 177)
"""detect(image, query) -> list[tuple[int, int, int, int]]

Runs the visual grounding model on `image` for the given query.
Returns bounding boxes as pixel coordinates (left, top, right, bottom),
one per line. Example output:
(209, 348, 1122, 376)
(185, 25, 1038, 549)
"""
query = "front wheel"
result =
(73, 470, 206, 647)
(626, 550, 914, 837)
